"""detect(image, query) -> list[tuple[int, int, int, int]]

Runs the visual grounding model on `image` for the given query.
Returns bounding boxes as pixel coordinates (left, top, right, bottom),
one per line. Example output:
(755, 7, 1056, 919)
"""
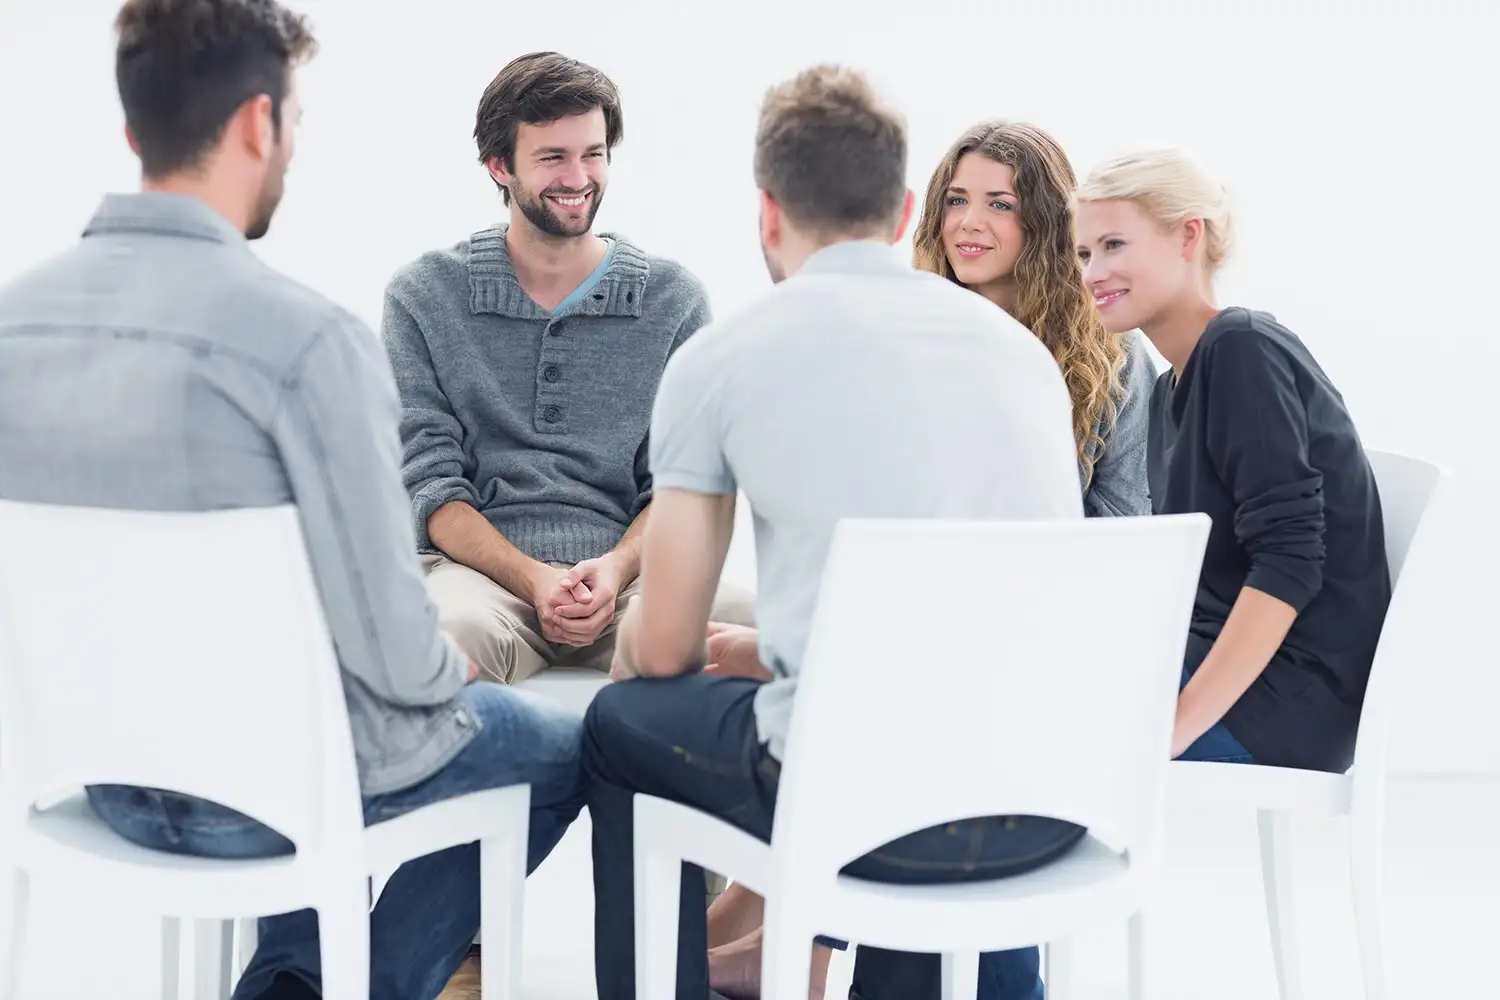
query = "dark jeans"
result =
(581, 673, 1087, 1000)
(85, 683, 586, 1000)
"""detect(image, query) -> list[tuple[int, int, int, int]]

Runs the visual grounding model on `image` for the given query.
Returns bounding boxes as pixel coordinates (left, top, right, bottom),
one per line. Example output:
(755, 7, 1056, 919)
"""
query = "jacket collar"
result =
(83, 191, 249, 247)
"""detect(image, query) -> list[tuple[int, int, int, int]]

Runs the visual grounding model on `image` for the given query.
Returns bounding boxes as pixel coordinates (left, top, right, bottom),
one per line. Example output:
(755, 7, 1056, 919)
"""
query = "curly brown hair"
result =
(913, 121, 1125, 484)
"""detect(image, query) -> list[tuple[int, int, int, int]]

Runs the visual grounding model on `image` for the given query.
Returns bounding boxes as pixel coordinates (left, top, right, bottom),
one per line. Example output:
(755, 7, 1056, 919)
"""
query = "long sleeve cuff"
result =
(412, 477, 480, 552)
(1244, 559, 1323, 612)
(1235, 481, 1326, 612)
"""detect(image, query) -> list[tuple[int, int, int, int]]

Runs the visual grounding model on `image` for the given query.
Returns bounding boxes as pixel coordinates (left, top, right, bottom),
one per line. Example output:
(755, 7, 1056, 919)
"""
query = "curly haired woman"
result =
(913, 119, 1155, 518)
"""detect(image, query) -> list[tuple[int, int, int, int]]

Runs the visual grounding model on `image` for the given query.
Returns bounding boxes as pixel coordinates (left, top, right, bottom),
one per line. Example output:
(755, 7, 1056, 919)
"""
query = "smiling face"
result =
(1075, 197, 1198, 334)
(491, 107, 609, 239)
(940, 152, 1025, 298)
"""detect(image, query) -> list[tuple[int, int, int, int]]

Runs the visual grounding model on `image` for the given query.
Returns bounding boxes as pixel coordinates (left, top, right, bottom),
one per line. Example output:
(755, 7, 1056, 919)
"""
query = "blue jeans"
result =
(580, 673, 1086, 1000)
(85, 683, 586, 1000)
(1173, 638, 1256, 763)
(973, 649, 1257, 1000)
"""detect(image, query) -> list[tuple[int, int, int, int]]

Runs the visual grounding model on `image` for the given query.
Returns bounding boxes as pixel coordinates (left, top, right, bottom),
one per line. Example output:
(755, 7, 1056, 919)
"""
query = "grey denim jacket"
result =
(1081, 332, 1156, 517)
(0, 193, 474, 796)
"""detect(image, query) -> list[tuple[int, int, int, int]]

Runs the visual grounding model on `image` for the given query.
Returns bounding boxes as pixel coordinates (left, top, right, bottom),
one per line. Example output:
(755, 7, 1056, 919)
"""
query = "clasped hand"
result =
(533, 557, 623, 648)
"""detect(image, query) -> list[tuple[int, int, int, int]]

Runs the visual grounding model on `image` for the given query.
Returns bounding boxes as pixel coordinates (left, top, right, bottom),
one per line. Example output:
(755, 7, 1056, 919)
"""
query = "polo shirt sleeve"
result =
(647, 334, 736, 497)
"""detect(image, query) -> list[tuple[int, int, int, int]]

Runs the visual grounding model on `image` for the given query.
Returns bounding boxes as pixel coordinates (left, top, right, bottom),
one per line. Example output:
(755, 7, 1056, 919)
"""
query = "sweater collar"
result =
(467, 223, 650, 319)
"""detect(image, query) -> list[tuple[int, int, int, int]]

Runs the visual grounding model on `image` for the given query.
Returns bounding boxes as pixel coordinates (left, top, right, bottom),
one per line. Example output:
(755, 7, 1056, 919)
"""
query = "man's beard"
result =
(245, 151, 287, 241)
(760, 236, 786, 284)
(515, 181, 604, 238)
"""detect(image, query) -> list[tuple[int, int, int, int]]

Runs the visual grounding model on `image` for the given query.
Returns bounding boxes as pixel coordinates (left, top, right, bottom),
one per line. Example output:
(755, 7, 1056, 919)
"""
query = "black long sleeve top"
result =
(1148, 307, 1391, 772)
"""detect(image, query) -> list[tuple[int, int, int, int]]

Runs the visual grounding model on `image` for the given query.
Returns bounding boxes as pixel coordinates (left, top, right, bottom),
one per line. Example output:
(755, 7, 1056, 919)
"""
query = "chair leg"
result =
(1043, 939, 1075, 1000)
(1127, 911, 1151, 1000)
(1, 867, 31, 1000)
(233, 916, 259, 983)
(158, 916, 181, 1000)
(1349, 797, 1390, 1000)
(633, 848, 681, 1000)
(1257, 810, 1305, 1000)
(315, 885, 372, 1000)
(190, 918, 234, 1000)
(759, 902, 814, 1000)
(480, 831, 527, 1000)
(941, 951, 980, 1000)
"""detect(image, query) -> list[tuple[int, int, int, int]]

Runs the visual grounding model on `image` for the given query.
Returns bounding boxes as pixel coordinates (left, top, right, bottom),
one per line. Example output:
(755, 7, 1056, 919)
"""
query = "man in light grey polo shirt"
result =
(580, 66, 1089, 1000)
(0, 3, 582, 998)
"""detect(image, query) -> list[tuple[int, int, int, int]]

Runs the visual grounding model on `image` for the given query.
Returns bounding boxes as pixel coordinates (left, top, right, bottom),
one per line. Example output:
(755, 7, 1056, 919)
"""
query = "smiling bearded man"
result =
(379, 51, 753, 992)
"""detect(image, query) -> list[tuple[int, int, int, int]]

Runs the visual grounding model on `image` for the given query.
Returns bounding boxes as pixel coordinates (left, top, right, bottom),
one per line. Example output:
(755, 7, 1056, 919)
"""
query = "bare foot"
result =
(708, 928, 830, 1000)
(708, 927, 763, 999)
(437, 945, 481, 1000)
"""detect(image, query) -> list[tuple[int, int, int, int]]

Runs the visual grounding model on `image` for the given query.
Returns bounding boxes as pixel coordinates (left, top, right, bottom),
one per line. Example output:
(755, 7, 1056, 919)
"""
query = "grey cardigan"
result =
(1081, 332, 1156, 517)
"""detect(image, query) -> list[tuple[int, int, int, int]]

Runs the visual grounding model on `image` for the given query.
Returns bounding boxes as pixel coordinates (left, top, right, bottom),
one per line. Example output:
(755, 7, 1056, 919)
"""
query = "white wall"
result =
(1, 0, 1492, 774)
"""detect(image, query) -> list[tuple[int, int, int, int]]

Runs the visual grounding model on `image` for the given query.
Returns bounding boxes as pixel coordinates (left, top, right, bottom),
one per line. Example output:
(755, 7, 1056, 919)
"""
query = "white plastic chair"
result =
(633, 514, 1212, 1000)
(0, 502, 531, 1000)
(1048, 449, 1449, 1000)
(230, 668, 613, 993)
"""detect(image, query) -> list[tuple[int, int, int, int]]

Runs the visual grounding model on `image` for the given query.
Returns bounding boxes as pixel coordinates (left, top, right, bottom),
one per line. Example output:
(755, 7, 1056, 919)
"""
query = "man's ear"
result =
(892, 188, 916, 243)
(227, 93, 277, 162)
(759, 190, 781, 248)
(486, 155, 515, 194)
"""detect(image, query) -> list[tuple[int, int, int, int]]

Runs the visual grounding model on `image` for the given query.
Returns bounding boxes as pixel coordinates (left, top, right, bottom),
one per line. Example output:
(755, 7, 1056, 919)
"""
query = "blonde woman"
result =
(963, 147, 1397, 1000)
(1072, 146, 1389, 773)
(913, 120, 1155, 517)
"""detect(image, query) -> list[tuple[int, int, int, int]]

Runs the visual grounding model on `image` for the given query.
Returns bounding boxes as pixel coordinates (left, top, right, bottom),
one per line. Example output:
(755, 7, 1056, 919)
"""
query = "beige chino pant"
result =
(421, 554, 755, 685)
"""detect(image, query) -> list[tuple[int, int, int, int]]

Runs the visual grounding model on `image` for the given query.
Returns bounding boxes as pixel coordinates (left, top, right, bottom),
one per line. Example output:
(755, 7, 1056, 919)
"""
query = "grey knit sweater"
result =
(382, 224, 712, 565)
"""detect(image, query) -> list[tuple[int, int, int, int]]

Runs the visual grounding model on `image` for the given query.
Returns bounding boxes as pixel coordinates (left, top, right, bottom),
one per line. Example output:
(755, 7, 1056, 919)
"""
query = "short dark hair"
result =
(114, 0, 318, 178)
(754, 66, 908, 239)
(474, 52, 623, 205)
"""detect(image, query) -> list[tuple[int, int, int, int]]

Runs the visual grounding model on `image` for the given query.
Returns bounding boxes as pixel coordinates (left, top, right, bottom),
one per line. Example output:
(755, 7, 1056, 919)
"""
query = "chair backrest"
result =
(0, 502, 361, 851)
(1350, 449, 1451, 775)
(772, 514, 1210, 880)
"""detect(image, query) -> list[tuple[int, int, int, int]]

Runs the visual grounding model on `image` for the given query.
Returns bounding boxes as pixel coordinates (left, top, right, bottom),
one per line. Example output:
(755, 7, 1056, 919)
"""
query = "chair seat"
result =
(1171, 760, 1351, 815)
(636, 794, 1140, 955)
(18, 795, 302, 917)
(18, 784, 531, 920)
(823, 836, 1137, 953)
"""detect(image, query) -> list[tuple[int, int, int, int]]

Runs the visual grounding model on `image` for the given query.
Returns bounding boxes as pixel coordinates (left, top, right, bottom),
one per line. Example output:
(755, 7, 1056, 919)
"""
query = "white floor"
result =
(8, 774, 1497, 999)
